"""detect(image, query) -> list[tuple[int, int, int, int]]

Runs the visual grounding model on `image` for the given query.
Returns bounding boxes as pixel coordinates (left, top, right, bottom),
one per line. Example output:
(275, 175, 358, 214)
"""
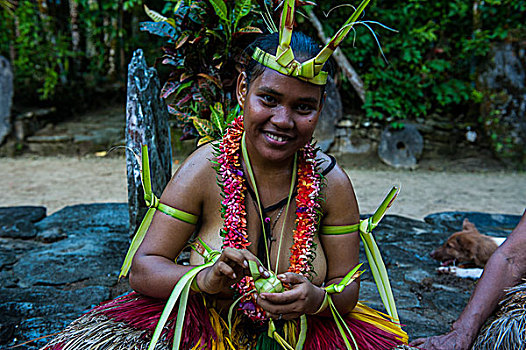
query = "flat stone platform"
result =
(0, 205, 521, 349)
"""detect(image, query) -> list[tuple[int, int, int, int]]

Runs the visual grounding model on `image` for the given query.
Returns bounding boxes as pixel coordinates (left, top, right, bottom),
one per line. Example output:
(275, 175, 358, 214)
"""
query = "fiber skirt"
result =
(41, 292, 407, 350)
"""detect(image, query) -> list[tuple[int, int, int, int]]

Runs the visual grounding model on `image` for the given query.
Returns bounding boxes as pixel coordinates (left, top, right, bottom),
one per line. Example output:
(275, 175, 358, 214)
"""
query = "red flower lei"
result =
(215, 114, 322, 322)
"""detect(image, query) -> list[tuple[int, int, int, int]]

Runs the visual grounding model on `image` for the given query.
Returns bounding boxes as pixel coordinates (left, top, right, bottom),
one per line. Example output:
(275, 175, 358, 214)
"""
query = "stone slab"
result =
(0, 206, 46, 239)
(0, 203, 130, 348)
(0, 208, 521, 348)
(313, 78, 341, 152)
(126, 49, 172, 236)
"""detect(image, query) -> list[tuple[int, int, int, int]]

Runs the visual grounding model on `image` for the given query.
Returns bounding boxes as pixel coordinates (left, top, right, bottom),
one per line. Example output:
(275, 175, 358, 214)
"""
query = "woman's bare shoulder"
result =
(171, 142, 217, 181)
(160, 142, 218, 212)
(315, 151, 359, 224)
(316, 151, 350, 187)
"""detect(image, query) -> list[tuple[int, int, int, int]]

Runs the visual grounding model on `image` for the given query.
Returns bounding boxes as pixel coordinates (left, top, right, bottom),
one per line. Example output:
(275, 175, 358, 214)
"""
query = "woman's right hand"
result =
(196, 247, 269, 295)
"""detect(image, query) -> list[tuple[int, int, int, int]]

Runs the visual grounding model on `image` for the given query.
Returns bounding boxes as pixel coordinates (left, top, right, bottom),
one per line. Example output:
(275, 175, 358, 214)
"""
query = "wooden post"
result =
(307, 9, 366, 103)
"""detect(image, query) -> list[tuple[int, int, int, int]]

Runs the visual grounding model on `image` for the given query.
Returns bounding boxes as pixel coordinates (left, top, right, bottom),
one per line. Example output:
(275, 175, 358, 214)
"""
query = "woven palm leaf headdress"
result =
(253, 0, 371, 85)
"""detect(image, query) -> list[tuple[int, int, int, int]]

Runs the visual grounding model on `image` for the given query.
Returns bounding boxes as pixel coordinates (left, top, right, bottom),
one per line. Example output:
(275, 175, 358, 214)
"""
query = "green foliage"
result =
(1, 1, 72, 100)
(0, 0, 151, 105)
(316, 0, 525, 127)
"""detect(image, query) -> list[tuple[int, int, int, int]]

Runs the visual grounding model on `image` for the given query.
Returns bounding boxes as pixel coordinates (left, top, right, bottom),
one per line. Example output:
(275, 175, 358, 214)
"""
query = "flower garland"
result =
(214, 114, 322, 322)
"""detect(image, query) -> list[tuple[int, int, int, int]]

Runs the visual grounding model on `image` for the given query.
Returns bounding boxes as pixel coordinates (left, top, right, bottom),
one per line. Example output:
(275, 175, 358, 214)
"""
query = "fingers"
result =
(258, 290, 308, 320)
(409, 338, 425, 346)
(215, 261, 237, 279)
(276, 272, 305, 284)
(259, 273, 306, 303)
(265, 310, 302, 321)
(220, 248, 270, 277)
(258, 274, 324, 317)
(218, 247, 249, 270)
(258, 291, 302, 320)
(409, 336, 442, 349)
(260, 287, 302, 305)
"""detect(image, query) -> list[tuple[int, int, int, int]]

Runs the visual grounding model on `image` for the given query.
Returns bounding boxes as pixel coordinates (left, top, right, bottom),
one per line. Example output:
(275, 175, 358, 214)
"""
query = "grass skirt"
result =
(41, 291, 407, 350)
(472, 281, 526, 350)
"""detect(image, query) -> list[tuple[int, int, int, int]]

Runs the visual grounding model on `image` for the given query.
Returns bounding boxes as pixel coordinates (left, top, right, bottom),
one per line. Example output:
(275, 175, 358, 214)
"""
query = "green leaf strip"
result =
(295, 315, 308, 350)
(119, 145, 198, 278)
(358, 186, 401, 323)
(147, 262, 215, 350)
(327, 295, 359, 350)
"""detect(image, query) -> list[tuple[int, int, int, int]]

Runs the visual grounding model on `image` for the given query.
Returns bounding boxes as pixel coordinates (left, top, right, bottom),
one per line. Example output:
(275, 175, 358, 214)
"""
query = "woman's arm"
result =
(411, 211, 526, 349)
(129, 144, 267, 299)
(316, 161, 361, 315)
(128, 146, 211, 299)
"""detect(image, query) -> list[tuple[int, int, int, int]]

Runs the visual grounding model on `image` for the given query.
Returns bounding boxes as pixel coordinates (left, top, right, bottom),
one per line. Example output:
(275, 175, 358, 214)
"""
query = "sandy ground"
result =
(2, 155, 525, 221)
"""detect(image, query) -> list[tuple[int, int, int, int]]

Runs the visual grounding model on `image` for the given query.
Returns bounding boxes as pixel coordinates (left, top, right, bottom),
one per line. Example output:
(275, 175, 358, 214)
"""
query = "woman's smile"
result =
(264, 131, 288, 143)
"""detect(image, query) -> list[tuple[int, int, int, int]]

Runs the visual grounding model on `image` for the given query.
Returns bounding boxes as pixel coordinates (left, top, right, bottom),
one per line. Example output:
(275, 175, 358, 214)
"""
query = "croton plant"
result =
(140, 0, 261, 145)
(140, 0, 315, 145)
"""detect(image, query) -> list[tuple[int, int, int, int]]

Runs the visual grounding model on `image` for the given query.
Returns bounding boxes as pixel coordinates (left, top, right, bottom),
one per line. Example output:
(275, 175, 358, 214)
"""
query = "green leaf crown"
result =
(253, 0, 371, 85)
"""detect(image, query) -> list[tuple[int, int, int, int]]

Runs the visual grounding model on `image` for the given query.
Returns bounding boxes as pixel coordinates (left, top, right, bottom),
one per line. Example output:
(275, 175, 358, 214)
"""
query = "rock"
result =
(126, 49, 172, 237)
(1, 207, 522, 348)
(0, 56, 13, 145)
(330, 120, 374, 155)
(0, 203, 130, 349)
(337, 119, 353, 128)
(13, 108, 56, 141)
(26, 134, 73, 143)
(404, 268, 432, 284)
(14, 204, 129, 287)
(355, 213, 495, 337)
(333, 132, 373, 155)
(313, 78, 342, 151)
(0, 286, 110, 349)
(0, 247, 17, 269)
(478, 41, 526, 166)
(33, 203, 128, 237)
(35, 227, 67, 243)
(424, 211, 521, 236)
(21, 107, 123, 156)
(378, 124, 424, 169)
(0, 206, 47, 239)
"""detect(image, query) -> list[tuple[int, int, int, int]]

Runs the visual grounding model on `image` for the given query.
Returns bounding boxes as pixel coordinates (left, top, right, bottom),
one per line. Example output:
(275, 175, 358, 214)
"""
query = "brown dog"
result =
(430, 218, 505, 268)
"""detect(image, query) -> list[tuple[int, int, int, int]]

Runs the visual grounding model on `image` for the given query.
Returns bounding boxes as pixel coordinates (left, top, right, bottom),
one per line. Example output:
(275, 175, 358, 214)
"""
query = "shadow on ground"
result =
(0, 205, 521, 349)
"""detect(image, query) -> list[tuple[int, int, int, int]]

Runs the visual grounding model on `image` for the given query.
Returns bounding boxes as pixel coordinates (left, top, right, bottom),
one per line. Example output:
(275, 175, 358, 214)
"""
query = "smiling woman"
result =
(40, 1, 410, 349)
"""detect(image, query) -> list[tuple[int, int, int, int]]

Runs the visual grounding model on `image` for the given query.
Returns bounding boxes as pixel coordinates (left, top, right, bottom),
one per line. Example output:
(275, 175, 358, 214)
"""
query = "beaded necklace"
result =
(214, 114, 322, 322)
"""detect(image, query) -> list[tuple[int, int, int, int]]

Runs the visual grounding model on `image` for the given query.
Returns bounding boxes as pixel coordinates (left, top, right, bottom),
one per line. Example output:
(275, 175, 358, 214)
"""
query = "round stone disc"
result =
(378, 124, 423, 169)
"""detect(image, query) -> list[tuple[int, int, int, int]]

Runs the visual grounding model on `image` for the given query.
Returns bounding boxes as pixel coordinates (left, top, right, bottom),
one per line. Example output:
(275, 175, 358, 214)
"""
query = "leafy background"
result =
(1, 0, 524, 164)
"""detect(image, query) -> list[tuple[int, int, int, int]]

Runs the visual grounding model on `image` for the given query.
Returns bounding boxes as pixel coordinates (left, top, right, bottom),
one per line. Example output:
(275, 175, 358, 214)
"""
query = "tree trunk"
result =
(69, 0, 80, 53)
(307, 9, 366, 103)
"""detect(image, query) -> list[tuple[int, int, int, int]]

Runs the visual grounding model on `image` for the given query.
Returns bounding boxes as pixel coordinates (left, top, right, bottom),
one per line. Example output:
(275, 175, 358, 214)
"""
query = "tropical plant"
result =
(0, 0, 15, 14)
(140, 0, 263, 145)
(314, 0, 525, 127)
(0, 0, 151, 106)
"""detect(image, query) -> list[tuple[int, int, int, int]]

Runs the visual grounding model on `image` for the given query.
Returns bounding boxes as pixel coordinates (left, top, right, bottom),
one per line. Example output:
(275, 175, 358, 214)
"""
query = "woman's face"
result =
(237, 68, 324, 165)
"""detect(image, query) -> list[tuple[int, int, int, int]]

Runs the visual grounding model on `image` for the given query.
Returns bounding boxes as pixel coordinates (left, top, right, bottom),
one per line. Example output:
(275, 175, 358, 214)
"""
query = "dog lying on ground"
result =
(430, 218, 506, 279)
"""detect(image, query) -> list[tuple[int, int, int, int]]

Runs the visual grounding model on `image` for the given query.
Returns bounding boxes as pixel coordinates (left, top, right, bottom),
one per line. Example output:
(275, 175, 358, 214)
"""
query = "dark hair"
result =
(244, 31, 335, 89)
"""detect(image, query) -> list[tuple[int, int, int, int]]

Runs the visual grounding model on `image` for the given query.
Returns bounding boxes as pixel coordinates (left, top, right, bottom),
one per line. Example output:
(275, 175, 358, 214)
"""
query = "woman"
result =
(42, 30, 407, 350)
(131, 31, 359, 318)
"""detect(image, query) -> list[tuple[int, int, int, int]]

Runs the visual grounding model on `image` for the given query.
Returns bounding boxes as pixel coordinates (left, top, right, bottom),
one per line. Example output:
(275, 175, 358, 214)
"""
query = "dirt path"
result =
(2, 155, 525, 220)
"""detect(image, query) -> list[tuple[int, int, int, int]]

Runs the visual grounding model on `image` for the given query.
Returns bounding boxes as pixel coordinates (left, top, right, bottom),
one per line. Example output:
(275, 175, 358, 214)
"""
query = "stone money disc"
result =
(378, 124, 423, 169)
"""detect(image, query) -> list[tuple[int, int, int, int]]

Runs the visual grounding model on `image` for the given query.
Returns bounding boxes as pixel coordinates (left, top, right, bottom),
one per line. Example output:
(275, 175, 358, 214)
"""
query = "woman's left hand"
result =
(256, 272, 325, 320)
